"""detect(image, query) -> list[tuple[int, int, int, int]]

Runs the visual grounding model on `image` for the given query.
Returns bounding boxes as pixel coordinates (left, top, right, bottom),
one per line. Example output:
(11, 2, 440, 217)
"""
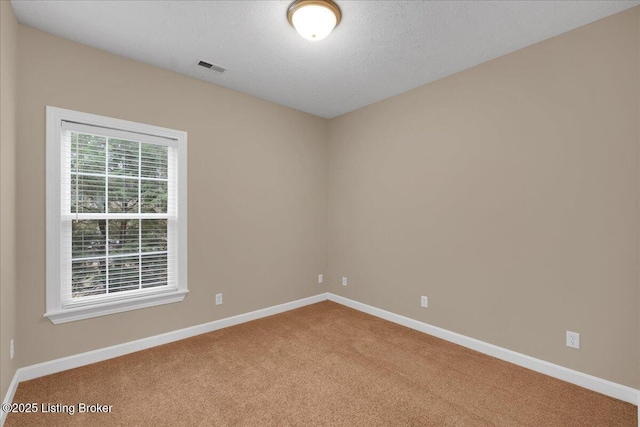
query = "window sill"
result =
(44, 289, 189, 324)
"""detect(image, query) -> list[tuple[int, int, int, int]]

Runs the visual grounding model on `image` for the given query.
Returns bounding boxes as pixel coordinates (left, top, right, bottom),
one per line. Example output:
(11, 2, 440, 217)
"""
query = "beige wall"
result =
(1, 0, 19, 400)
(637, 6, 640, 395)
(16, 25, 328, 367)
(327, 8, 640, 388)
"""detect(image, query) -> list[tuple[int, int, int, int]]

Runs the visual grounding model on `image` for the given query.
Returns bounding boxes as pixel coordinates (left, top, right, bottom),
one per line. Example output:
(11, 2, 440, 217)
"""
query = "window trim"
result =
(45, 106, 188, 324)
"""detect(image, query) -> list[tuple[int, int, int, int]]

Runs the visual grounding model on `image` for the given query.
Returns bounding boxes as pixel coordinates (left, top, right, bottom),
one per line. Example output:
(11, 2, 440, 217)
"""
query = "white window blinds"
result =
(59, 121, 179, 308)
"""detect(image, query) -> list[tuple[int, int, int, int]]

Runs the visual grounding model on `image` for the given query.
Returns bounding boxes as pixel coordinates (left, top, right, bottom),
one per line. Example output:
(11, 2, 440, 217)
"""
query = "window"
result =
(46, 107, 187, 324)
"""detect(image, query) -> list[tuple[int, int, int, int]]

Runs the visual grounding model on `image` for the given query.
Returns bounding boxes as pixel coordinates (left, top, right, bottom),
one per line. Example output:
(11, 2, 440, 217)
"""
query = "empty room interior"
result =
(2, 0, 640, 425)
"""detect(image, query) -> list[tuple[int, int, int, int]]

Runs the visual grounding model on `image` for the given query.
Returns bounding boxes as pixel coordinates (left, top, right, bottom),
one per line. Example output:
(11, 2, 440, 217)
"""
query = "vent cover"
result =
(197, 60, 226, 74)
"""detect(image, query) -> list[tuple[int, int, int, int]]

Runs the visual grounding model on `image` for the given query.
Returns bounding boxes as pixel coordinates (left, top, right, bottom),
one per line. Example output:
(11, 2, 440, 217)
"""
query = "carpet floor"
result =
(5, 301, 637, 426)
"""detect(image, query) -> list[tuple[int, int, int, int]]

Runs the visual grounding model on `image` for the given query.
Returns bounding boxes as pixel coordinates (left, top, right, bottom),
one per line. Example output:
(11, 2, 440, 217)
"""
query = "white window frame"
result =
(45, 106, 188, 324)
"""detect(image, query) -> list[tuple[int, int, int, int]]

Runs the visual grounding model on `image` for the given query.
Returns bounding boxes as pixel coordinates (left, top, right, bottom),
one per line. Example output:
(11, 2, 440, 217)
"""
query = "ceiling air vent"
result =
(197, 60, 226, 74)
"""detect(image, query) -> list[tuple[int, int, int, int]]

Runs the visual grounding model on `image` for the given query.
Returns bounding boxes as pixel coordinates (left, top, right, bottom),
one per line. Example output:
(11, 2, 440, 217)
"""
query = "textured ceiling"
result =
(11, 1, 640, 118)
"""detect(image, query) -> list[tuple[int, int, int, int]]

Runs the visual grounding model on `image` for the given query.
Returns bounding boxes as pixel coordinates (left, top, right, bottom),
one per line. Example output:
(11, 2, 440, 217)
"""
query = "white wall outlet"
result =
(318, 274, 323, 284)
(566, 331, 580, 349)
(10, 339, 14, 360)
(421, 296, 428, 308)
(215, 293, 223, 306)
(342, 277, 347, 286)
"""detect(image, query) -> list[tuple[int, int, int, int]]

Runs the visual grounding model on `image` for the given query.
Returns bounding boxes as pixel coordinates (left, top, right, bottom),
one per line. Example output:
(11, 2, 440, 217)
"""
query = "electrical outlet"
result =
(342, 277, 347, 286)
(215, 293, 223, 306)
(421, 296, 428, 308)
(318, 274, 323, 284)
(566, 331, 580, 349)
(10, 339, 14, 360)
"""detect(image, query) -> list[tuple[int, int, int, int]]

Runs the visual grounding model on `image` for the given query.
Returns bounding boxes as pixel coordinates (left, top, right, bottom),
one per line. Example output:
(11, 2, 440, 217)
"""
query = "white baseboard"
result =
(1, 292, 328, 426)
(2, 291, 637, 427)
(327, 293, 639, 406)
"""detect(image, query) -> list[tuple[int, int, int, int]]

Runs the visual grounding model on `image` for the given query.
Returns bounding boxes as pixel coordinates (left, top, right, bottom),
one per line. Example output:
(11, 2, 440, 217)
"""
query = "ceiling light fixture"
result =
(287, 0, 342, 41)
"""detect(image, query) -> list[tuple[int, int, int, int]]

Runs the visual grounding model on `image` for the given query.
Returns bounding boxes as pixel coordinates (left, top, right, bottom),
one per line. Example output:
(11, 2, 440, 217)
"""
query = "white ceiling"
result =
(11, 1, 640, 119)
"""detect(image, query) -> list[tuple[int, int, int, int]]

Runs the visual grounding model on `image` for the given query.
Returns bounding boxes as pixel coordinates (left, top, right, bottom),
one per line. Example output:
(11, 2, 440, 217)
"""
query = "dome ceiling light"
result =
(287, 0, 342, 41)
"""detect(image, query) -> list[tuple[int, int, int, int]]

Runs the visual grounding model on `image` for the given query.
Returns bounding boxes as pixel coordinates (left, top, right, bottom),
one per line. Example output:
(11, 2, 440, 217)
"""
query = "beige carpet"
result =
(6, 301, 637, 426)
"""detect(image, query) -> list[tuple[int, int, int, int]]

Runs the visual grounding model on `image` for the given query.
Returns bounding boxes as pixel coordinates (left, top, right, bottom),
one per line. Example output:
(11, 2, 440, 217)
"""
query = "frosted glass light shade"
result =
(288, 0, 341, 41)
